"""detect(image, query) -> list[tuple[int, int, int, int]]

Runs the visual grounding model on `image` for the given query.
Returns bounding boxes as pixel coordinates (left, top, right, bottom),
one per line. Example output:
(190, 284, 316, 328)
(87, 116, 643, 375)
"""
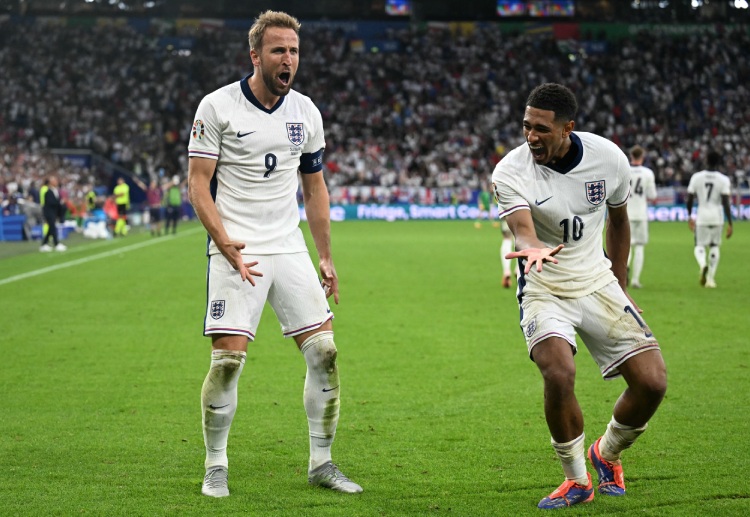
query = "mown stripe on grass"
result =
(0, 227, 203, 286)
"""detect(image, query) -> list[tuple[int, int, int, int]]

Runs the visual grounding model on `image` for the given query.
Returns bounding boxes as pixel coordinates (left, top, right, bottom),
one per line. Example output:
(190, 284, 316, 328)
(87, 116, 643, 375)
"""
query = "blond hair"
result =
(248, 10, 301, 51)
(630, 145, 645, 161)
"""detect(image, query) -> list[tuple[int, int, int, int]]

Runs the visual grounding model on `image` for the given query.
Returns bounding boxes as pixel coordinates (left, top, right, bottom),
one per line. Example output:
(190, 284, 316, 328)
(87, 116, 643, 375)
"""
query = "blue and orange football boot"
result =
(588, 437, 626, 496)
(537, 473, 594, 509)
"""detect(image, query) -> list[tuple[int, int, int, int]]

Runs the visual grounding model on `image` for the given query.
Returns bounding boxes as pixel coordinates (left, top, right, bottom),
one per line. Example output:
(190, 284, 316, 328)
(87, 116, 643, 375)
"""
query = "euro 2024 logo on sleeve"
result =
(287, 122, 304, 146)
(585, 180, 606, 205)
(210, 300, 225, 320)
(192, 120, 205, 141)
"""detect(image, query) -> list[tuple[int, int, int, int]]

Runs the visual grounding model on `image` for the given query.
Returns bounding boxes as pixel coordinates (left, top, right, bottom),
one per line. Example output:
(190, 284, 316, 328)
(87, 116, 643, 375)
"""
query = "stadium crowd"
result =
(1, 18, 749, 209)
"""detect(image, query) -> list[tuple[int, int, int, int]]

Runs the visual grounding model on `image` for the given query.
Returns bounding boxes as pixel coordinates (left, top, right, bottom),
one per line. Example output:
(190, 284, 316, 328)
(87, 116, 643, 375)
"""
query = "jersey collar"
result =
(546, 132, 583, 175)
(240, 73, 285, 114)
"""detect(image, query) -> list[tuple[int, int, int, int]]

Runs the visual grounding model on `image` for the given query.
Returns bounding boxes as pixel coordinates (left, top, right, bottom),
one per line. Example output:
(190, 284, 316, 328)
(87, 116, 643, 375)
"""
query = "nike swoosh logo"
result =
(535, 196, 553, 206)
(322, 385, 339, 393)
(208, 404, 230, 410)
(237, 131, 256, 138)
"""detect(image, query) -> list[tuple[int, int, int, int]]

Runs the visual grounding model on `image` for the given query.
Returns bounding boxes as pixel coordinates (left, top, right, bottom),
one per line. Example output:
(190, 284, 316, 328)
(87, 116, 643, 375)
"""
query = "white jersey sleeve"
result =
(492, 132, 628, 298)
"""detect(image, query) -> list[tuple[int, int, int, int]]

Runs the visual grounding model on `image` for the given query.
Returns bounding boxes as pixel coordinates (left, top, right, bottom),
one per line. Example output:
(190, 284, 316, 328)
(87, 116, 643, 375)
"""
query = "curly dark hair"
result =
(526, 83, 578, 123)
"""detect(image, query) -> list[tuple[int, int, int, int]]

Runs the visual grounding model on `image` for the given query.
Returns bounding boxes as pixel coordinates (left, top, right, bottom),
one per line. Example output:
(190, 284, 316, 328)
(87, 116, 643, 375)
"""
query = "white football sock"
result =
(707, 246, 720, 281)
(631, 245, 644, 283)
(694, 246, 706, 270)
(500, 238, 513, 277)
(599, 416, 647, 462)
(201, 350, 246, 469)
(551, 434, 588, 486)
(300, 331, 340, 471)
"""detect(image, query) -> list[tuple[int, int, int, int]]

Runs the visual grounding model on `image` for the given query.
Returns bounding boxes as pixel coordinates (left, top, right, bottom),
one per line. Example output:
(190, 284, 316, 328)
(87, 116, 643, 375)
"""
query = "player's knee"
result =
(636, 369, 667, 406)
(300, 331, 338, 372)
(540, 364, 576, 393)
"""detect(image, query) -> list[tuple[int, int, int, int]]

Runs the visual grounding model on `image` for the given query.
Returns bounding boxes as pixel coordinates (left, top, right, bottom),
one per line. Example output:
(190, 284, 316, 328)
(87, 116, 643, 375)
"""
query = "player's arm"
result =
(504, 209, 563, 273)
(686, 192, 696, 232)
(606, 204, 630, 290)
(300, 169, 339, 304)
(187, 156, 262, 285)
(721, 194, 734, 239)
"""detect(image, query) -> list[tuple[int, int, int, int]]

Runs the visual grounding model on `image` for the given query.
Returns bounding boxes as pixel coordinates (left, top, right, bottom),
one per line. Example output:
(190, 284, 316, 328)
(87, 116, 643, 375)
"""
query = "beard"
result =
(260, 66, 293, 97)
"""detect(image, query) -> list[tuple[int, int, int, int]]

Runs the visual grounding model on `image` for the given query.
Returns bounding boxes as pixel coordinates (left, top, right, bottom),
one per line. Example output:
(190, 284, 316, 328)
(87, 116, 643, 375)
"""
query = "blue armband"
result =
(300, 148, 324, 174)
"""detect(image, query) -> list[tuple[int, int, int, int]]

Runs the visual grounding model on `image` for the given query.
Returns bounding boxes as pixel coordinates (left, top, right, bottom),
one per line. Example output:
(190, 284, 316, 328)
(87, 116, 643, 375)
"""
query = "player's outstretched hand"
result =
(220, 240, 264, 286)
(319, 259, 340, 305)
(506, 244, 564, 274)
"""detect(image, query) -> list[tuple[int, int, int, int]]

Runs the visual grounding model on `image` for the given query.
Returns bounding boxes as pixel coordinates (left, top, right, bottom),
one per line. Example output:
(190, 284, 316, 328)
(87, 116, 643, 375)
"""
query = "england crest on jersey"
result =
(287, 122, 304, 146)
(585, 180, 606, 205)
(210, 300, 225, 320)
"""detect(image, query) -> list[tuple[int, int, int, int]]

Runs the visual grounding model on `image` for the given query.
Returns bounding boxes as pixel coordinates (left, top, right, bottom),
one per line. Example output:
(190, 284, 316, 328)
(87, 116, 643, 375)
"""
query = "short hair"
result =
(630, 145, 645, 160)
(248, 10, 301, 52)
(706, 150, 722, 169)
(526, 83, 578, 123)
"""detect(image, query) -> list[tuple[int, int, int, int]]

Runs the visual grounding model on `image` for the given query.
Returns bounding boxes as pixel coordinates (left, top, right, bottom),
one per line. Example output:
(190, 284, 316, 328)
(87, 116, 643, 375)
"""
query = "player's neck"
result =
(248, 75, 280, 110)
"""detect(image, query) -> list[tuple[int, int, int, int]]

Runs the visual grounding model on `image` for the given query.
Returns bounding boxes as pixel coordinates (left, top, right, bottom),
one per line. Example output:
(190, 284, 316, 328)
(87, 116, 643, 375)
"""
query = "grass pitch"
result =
(0, 220, 748, 516)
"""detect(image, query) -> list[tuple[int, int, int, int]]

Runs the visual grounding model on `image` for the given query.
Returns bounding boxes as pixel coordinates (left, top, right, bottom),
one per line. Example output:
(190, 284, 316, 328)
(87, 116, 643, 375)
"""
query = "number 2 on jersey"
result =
(264, 153, 277, 178)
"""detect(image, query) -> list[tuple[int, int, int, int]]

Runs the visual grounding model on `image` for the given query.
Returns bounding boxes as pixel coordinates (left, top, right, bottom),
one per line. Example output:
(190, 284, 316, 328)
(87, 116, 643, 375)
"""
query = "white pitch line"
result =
(0, 227, 204, 287)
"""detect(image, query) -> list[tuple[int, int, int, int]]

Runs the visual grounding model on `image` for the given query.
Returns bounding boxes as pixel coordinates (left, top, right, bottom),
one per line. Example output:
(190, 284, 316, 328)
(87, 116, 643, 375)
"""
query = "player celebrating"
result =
(492, 83, 667, 509)
(626, 145, 657, 288)
(686, 150, 734, 288)
(188, 10, 361, 498)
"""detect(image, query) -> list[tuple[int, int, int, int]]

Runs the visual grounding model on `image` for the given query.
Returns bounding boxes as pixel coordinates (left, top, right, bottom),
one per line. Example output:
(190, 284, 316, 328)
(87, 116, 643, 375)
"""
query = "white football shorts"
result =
(629, 219, 649, 245)
(695, 224, 723, 247)
(204, 252, 333, 341)
(519, 281, 660, 379)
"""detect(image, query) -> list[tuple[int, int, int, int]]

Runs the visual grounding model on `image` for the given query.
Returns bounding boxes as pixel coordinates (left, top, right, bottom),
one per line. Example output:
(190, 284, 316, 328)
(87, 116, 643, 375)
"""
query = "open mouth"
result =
(279, 72, 291, 86)
(529, 144, 545, 159)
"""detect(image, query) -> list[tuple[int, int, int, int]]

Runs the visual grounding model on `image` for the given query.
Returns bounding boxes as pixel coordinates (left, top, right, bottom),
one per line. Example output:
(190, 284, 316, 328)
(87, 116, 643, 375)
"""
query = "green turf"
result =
(0, 220, 748, 516)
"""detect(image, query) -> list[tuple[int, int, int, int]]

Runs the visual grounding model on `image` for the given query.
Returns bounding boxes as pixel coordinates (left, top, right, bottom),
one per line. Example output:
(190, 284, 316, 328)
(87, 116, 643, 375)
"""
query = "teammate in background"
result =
(686, 150, 733, 288)
(164, 175, 184, 235)
(626, 146, 657, 288)
(188, 10, 362, 498)
(475, 183, 497, 229)
(492, 83, 667, 510)
(133, 176, 164, 237)
(112, 177, 130, 237)
(39, 176, 67, 252)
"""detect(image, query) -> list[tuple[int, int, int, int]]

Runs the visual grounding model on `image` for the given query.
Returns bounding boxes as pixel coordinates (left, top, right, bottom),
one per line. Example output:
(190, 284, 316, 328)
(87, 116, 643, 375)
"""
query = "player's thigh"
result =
(695, 225, 722, 247)
(576, 282, 660, 379)
(204, 253, 273, 341)
(630, 220, 648, 245)
(520, 293, 579, 360)
(267, 252, 333, 338)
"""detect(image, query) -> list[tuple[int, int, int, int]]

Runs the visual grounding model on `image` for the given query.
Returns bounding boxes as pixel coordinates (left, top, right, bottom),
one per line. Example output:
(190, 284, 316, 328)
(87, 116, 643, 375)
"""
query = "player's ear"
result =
(562, 120, 575, 138)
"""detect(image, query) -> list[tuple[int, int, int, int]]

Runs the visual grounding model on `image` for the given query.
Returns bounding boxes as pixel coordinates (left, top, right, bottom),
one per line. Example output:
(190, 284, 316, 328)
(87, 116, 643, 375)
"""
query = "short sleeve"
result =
(303, 104, 326, 154)
(188, 96, 222, 161)
(606, 149, 631, 208)
(491, 160, 530, 219)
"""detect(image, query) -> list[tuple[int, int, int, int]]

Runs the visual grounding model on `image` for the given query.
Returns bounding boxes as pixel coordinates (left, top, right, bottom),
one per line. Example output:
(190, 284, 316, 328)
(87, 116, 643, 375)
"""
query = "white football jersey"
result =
(627, 165, 656, 222)
(687, 170, 731, 226)
(188, 75, 325, 255)
(492, 132, 630, 298)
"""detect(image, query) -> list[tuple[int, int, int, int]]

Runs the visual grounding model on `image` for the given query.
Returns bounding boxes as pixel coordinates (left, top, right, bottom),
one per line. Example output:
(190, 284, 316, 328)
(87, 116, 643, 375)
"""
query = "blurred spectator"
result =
(1, 19, 749, 204)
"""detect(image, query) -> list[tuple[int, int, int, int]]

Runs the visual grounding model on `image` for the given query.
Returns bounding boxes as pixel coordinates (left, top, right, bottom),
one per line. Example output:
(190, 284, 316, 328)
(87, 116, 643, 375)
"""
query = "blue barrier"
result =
(0, 214, 26, 241)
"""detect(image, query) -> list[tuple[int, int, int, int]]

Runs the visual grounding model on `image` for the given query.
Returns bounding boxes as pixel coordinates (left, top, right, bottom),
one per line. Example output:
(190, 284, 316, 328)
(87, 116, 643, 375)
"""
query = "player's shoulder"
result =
(576, 131, 622, 153)
(492, 144, 531, 181)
